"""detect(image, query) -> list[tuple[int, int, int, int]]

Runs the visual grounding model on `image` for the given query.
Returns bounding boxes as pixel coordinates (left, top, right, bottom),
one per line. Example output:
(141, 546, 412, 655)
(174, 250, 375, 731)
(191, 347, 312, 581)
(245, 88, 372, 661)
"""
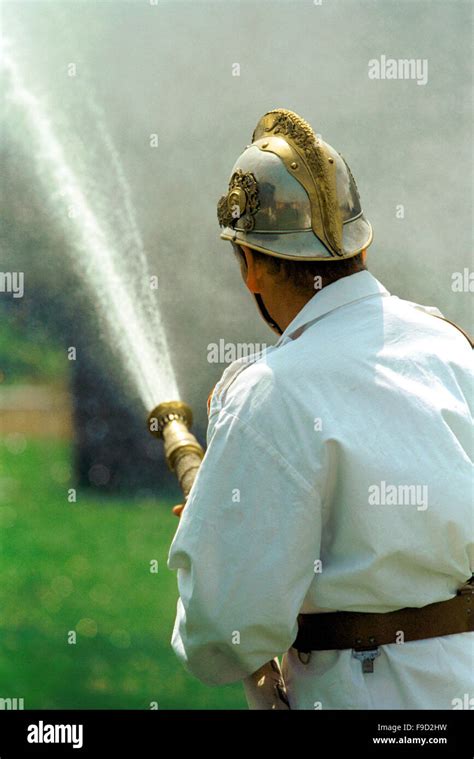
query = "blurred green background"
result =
(0, 441, 245, 710)
(0, 321, 245, 709)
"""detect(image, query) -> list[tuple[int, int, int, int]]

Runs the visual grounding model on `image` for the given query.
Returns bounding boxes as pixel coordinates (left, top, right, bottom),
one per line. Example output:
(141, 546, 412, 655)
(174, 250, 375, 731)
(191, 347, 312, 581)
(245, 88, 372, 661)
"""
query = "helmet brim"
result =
(220, 214, 373, 261)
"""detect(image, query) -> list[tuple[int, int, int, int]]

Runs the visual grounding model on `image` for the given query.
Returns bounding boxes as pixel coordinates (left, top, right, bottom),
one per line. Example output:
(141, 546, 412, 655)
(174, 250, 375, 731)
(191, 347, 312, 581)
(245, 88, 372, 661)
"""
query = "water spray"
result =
(2, 40, 178, 409)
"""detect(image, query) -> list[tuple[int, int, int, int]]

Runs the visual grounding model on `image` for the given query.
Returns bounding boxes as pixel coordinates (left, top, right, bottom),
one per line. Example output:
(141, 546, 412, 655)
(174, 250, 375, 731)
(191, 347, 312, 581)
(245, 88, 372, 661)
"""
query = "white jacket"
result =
(168, 271, 473, 709)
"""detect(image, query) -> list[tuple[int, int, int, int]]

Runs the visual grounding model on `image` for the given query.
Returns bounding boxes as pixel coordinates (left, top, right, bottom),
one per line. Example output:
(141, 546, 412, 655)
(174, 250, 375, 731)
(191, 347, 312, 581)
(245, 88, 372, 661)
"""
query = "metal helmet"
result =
(217, 108, 373, 261)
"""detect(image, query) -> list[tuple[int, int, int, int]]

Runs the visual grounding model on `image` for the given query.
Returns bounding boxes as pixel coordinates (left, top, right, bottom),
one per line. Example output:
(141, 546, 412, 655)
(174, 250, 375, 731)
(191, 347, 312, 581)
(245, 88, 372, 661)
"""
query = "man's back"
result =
(169, 271, 473, 709)
(261, 273, 473, 614)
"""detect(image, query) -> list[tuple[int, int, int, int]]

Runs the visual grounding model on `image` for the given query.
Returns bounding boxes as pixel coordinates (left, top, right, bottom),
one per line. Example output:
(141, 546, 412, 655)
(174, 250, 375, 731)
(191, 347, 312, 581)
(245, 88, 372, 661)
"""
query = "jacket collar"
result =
(276, 270, 390, 346)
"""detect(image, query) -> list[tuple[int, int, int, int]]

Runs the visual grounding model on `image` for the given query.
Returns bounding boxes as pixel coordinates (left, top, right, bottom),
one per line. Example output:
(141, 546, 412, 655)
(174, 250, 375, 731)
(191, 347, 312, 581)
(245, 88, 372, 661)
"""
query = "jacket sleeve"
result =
(167, 398, 323, 686)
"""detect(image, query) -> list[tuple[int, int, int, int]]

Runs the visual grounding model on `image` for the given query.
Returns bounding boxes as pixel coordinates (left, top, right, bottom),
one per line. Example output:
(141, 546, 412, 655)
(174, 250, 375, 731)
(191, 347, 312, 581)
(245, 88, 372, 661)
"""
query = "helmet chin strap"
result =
(254, 293, 283, 336)
(232, 242, 283, 335)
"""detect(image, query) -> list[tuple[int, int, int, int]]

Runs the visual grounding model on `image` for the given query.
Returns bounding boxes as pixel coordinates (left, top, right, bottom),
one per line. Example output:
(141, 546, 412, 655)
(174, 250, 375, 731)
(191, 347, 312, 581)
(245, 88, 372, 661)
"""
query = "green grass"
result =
(0, 439, 246, 709)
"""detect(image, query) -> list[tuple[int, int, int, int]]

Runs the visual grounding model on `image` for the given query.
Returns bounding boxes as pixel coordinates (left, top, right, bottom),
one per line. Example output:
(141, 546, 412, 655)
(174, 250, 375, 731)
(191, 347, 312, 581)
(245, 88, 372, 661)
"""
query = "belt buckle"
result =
(352, 647, 380, 673)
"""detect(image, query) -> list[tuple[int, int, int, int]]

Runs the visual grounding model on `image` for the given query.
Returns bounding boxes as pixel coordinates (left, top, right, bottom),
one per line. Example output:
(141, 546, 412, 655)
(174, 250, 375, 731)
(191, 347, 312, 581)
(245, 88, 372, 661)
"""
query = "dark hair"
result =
(231, 242, 366, 294)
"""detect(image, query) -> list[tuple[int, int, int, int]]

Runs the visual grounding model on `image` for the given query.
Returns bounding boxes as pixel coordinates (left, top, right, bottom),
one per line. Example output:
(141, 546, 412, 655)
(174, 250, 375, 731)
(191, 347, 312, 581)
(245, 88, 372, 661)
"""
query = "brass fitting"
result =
(148, 401, 204, 499)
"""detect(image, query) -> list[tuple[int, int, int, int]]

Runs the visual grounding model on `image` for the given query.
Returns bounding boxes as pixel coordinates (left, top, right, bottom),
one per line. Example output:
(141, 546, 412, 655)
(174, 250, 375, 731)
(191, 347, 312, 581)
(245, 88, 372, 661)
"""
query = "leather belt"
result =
(293, 578, 474, 654)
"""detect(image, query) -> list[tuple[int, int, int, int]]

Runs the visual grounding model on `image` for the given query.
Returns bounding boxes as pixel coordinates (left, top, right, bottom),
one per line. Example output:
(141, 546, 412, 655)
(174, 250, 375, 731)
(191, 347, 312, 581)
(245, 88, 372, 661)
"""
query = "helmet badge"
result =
(217, 169, 260, 231)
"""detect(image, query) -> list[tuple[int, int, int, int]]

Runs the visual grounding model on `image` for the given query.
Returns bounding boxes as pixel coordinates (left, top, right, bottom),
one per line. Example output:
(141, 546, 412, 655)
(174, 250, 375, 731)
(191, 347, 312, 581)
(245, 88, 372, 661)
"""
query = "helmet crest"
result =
(252, 109, 343, 256)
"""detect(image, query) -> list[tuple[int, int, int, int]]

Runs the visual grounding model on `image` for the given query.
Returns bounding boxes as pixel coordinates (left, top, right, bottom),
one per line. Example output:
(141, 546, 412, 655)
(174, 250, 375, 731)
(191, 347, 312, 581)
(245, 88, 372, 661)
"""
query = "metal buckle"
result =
(352, 647, 380, 673)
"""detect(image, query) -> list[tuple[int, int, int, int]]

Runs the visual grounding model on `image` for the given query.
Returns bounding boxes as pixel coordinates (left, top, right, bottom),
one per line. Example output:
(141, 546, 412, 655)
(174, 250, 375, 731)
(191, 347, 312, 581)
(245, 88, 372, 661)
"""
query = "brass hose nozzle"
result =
(148, 401, 204, 499)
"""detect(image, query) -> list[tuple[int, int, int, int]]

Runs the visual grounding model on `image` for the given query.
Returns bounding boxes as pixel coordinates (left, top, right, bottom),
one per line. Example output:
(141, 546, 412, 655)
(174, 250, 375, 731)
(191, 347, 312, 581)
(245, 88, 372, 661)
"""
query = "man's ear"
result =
(240, 245, 261, 294)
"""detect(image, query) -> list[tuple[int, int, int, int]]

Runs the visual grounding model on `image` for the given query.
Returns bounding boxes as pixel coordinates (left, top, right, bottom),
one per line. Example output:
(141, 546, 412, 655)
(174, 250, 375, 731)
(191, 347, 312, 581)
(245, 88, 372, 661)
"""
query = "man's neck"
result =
(269, 289, 317, 333)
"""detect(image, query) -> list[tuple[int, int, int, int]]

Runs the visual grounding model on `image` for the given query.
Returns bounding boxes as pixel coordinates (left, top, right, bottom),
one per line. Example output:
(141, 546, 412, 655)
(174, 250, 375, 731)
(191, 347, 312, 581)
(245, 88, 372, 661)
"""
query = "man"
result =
(168, 109, 473, 709)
